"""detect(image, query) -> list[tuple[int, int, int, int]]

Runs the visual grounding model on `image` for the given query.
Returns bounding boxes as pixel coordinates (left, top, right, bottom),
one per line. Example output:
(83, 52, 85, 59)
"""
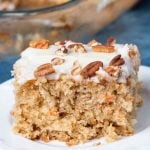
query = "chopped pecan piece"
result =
(55, 46, 68, 56)
(54, 41, 66, 46)
(106, 36, 116, 46)
(109, 55, 125, 66)
(105, 66, 121, 77)
(68, 43, 86, 53)
(71, 60, 81, 75)
(87, 39, 99, 47)
(88, 39, 115, 53)
(128, 49, 137, 58)
(92, 45, 115, 53)
(51, 57, 65, 65)
(80, 61, 103, 79)
(34, 63, 55, 78)
(29, 39, 49, 49)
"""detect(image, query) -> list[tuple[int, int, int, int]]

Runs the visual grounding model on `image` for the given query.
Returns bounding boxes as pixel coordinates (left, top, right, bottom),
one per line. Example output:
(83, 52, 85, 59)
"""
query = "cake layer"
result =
(13, 38, 140, 84)
(12, 76, 142, 145)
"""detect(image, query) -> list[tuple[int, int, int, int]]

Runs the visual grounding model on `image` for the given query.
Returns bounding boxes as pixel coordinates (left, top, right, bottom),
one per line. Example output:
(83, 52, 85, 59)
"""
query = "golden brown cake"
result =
(11, 37, 142, 145)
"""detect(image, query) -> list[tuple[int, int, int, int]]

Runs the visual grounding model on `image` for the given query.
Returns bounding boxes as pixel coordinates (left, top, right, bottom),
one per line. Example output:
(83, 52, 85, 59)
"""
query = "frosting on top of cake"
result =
(13, 39, 140, 84)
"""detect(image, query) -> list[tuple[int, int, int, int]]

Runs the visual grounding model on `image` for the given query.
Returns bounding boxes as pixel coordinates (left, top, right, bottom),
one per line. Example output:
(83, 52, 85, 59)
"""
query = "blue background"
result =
(0, 0, 149, 83)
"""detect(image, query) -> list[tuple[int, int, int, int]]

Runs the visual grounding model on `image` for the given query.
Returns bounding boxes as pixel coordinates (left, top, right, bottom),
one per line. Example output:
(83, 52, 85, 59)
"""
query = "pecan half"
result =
(34, 63, 55, 78)
(51, 57, 65, 65)
(128, 49, 137, 58)
(92, 45, 115, 53)
(106, 36, 116, 46)
(80, 61, 103, 79)
(55, 46, 68, 56)
(68, 43, 86, 53)
(29, 39, 49, 49)
(109, 55, 125, 66)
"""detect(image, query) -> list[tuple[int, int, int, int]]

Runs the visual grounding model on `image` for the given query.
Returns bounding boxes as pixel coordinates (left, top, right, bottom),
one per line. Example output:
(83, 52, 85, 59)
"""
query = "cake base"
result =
(11, 76, 142, 146)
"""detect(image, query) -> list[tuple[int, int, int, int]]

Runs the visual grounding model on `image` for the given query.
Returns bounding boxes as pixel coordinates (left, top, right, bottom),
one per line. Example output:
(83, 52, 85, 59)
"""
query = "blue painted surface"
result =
(0, 0, 150, 83)
(0, 57, 18, 83)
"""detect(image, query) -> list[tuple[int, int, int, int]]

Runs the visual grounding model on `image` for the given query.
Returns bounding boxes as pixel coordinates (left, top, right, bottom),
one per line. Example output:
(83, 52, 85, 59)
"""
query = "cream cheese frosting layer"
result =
(13, 40, 140, 84)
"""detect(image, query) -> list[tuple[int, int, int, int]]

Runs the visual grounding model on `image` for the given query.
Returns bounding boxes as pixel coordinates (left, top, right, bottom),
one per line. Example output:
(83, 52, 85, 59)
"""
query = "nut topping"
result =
(68, 44, 86, 53)
(128, 49, 137, 58)
(34, 63, 55, 78)
(106, 36, 116, 46)
(55, 46, 68, 56)
(92, 45, 115, 53)
(88, 39, 115, 53)
(29, 39, 49, 49)
(80, 61, 103, 79)
(54, 41, 66, 46)
(71, 60, 81, 75)
(104, 66, 121, 77)
(87, 40, 99, 47)
(109, 55, 125, 66)
(51, 57, 65, 65)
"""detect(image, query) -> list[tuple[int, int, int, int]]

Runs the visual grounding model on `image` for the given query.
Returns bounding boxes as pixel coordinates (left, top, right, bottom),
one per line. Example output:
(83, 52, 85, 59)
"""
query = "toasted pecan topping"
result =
(109, 55, 125, 66)
(92, 45, 115, 53)
(106, 36, 116, 46)
(29, 39, 49, 49)
(68, 43, 87, 53)
(87, 40, 99, 47)
(55, 46, 68, 56)
(34, 63, 55, 78)
(104, 66, 121, 77)
(54, 41, 66, 46)
(51, 57, 65, 65)
(128, 49, 137, 58)
(80, 61, 103, 79)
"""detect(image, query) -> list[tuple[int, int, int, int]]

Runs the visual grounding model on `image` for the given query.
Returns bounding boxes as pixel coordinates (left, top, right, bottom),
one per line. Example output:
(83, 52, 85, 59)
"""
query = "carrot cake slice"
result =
(11, 37, 142, 145)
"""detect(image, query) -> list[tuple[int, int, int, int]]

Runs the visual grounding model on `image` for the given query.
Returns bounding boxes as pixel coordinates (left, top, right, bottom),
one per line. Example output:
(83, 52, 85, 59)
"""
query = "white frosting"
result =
(13, 41, 140, 84)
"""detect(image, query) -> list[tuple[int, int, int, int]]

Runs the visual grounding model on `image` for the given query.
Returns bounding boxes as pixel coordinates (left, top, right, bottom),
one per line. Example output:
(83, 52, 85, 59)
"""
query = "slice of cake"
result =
(11, 37, 142, 145)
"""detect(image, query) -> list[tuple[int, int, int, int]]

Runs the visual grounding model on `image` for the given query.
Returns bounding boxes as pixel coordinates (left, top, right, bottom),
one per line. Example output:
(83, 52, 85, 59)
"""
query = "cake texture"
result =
(11, 37, 142, 145)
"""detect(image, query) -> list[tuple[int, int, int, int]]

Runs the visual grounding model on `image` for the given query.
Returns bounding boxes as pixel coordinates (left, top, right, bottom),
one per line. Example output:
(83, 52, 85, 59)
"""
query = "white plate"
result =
(0, 66, 150, 150)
